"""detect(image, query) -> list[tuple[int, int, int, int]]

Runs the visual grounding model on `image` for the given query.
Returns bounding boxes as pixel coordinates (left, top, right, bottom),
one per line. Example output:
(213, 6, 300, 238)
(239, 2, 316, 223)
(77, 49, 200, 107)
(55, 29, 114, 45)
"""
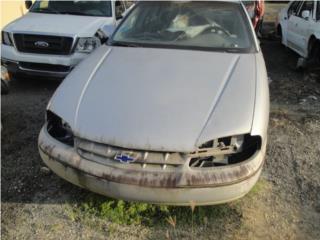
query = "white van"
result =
(1, 0, 132, 78)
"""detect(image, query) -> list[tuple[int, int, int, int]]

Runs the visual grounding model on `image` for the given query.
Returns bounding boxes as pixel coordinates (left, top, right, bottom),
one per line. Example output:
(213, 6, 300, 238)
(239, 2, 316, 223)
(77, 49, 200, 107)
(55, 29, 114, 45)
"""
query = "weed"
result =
(74, 194, 170, 225)
(68, 191, 246, 235)
(190, 201, 196, 240)
(166, 215, 177, 239)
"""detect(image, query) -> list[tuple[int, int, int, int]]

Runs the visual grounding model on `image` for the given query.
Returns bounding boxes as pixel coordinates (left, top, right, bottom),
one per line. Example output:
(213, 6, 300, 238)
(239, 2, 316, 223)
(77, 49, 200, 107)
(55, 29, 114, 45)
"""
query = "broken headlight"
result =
(46, 111, 74, 147)
(189, 135, 261, 168)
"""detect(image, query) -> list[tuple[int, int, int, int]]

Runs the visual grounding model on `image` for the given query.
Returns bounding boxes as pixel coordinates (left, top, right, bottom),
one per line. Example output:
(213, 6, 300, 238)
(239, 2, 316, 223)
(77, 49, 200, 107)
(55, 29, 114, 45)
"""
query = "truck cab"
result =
(1, 0, 132, 78)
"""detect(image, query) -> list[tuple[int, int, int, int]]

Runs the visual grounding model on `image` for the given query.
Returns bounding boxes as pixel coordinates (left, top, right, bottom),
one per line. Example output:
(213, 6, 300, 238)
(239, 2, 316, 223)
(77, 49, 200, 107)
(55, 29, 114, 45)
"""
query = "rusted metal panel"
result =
(40, 149, 262, 205)
(39, 128, 265, 188)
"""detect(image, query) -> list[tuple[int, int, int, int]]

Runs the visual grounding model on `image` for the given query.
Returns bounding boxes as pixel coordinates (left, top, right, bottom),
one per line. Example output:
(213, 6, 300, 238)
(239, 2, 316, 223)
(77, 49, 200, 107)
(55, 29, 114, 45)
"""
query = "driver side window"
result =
(287, 1, 303, 18)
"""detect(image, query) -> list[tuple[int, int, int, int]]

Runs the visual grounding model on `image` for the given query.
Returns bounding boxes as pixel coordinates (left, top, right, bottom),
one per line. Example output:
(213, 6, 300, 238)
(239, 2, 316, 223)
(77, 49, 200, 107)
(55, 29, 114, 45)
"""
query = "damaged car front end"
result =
(39, 126, 266, 205)
(38, 1, 269, 205)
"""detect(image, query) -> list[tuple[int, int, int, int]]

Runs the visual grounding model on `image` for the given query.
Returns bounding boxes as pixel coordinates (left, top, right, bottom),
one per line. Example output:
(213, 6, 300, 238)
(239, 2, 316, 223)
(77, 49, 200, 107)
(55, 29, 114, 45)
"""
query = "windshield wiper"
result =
(224, 48, 243, 53)
(31, 8, 62, 14)
(110, 41, 140, 48)
(59, 11, 89, 16)
(32, 10, 60, 14)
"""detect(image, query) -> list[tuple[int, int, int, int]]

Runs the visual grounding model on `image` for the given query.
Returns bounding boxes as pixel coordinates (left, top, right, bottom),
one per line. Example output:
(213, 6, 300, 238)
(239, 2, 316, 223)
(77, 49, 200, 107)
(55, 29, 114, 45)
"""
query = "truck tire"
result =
(308, 39, 320, 65)
(1, 79, 9, 95)
(277, 25, 283, 44)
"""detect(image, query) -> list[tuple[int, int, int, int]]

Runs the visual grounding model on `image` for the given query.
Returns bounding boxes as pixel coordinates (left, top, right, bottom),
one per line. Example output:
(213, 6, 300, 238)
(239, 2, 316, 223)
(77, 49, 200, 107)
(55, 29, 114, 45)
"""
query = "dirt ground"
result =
(2, 32, 320, 240)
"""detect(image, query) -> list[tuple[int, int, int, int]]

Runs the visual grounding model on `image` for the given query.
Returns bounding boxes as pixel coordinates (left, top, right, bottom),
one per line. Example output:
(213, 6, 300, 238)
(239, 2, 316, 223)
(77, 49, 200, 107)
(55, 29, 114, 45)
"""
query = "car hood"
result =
(4, 12, 113, 37)
(49, 45, 257, 152)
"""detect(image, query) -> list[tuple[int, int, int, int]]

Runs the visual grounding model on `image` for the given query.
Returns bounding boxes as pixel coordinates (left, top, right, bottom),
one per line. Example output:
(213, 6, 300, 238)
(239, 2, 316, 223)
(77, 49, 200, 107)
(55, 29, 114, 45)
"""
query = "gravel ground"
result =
(1, 38, 320, 239)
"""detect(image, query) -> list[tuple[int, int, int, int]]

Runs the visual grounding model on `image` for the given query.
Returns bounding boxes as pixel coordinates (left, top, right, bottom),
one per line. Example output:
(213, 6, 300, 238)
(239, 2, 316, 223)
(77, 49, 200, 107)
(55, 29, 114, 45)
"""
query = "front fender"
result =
(313, 31, 320, 41)
(250, 53, 269, 143)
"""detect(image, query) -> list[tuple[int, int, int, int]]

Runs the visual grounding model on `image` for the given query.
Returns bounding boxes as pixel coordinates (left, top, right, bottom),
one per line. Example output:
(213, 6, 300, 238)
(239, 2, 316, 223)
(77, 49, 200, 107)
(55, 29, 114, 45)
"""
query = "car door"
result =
(287, 1, 315, 57)
(287, 1, 303, 51)
(280, 1, 302, 45)
(296, 0, 316, 57)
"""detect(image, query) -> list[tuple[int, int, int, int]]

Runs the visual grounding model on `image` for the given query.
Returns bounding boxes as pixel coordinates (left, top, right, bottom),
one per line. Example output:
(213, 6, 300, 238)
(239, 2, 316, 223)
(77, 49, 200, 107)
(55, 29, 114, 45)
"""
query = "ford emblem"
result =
(34, 41, 49, 48)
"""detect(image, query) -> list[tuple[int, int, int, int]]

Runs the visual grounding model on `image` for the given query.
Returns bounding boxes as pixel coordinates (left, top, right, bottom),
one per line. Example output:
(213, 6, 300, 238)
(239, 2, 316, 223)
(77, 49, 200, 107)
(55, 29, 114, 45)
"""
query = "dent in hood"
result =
(49, 45, 256, 152)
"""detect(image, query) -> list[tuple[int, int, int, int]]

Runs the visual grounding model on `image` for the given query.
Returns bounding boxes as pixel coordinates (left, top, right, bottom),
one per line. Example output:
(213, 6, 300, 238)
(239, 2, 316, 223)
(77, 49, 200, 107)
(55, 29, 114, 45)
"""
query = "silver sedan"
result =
(38, 1, 269, 205)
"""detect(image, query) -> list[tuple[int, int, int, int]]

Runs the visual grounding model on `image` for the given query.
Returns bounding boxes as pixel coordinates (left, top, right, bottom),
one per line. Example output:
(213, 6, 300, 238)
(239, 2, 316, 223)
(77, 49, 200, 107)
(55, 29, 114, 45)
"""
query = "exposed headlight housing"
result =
(75, 37, 101, 53)
(189, 135, 261, 168)
(46, 111, 74, 147)
(1, 31, 13, 46)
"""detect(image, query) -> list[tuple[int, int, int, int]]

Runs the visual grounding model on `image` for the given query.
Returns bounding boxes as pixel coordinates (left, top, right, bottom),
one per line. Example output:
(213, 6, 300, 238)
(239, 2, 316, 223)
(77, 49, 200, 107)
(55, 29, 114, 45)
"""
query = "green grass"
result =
(66, 179, 269, 228)
(68, 194, 170, 225)
(67, 194, 243, 227)
(247, 179, 270, 196)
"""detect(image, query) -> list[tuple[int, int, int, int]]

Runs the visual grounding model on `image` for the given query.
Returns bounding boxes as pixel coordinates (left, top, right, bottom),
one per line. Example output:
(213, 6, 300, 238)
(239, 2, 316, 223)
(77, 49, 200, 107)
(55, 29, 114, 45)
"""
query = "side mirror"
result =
(301, 10, 310, 20)
(100, 25, 115, 40)
(25, 0, 32, 10)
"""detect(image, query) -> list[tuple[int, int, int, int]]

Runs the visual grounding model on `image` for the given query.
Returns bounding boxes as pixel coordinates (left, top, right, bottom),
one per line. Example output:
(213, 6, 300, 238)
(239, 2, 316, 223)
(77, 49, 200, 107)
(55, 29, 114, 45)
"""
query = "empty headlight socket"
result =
(189, 135, 262, 167)
(46, 110, 74, 147)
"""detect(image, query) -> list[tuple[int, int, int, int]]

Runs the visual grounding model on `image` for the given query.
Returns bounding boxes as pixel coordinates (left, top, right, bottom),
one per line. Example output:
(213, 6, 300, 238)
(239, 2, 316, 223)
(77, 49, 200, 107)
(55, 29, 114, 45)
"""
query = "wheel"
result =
(277, 25, 283, 44)
(308, 39, 320, 64)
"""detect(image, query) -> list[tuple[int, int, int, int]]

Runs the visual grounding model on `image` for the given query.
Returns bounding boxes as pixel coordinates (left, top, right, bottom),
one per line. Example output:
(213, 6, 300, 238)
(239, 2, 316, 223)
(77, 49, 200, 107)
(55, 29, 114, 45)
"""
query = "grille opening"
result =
(189, 135, 261, 168)
(19, 62, 70, 72)
(78, 148, 180, 170)
(14, 34, 74, 55)
(76, 138, 186, 167)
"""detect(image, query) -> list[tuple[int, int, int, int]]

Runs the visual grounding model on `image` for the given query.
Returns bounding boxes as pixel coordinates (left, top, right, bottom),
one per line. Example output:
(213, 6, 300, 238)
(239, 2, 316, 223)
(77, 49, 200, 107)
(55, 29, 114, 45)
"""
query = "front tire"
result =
(308, 39, 320, 65)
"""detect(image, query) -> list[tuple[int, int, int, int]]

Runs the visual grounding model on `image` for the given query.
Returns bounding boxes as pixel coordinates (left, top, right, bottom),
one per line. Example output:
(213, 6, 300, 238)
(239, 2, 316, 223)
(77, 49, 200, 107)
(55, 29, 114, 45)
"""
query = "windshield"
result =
(242, 1, 256, 18)
(30, 0, 112, 17)
(112, 1, 254, 52)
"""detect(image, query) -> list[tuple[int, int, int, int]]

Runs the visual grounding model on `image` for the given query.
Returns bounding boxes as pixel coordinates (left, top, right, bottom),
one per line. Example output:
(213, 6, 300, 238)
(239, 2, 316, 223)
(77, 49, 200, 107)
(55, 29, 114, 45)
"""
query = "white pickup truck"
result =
(276, 0, 320, 64)
(1, 0, 131, 78)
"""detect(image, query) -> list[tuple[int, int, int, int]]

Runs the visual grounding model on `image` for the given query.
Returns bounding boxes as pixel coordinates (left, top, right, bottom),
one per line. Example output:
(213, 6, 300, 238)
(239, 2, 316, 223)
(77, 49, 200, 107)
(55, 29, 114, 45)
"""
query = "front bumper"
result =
(1, 44, 87, 78)
(38, 126, 266, 206)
